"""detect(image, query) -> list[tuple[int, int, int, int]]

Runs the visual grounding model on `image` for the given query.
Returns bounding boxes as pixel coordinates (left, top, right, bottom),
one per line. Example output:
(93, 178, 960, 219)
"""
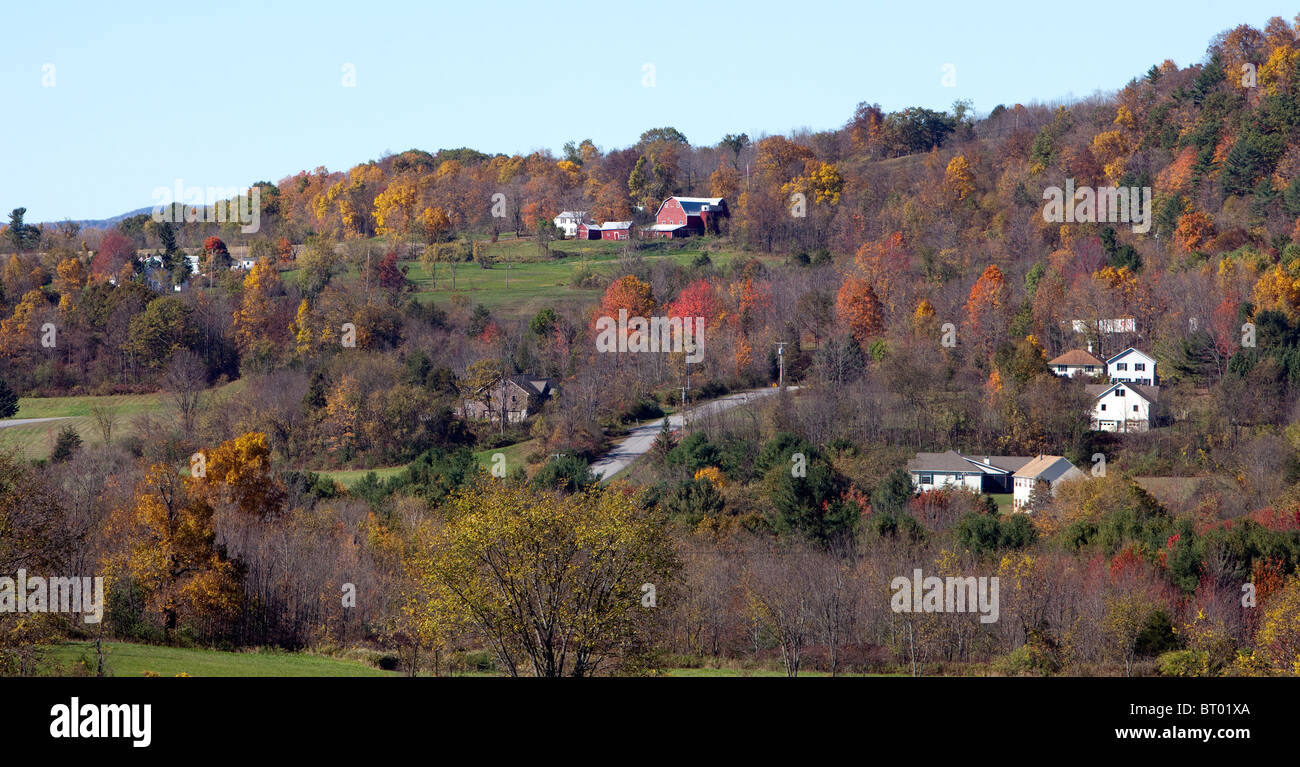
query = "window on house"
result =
(1100, 403, 1106, 411)
(1134, 363, 1145, 371)
(920, 474, 933, 484)
(1116, 363, 1127, 370)
(1116, 388, 1125, 396)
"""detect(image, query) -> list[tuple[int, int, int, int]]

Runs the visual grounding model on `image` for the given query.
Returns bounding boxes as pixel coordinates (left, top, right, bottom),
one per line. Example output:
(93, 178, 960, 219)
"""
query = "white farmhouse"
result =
(1086, 382, 1158, 432)
(1012, 455, 1084, 511)
(552, 211, 592, 238)
(1106, 347, 1157, 385)
(1048, 348, 1105, 379)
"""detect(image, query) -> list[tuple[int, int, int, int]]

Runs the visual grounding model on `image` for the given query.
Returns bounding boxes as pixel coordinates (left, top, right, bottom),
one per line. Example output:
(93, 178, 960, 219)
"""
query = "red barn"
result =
(576, 222, 601, 240)
(646, 196, 729, 238)
(600, 221, 632, 240)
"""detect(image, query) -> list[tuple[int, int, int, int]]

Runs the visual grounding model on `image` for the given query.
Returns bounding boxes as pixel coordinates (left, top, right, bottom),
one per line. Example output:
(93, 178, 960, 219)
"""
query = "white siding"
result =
(1108, 350, 1156, 385)
(1092, 385, 1150, 432)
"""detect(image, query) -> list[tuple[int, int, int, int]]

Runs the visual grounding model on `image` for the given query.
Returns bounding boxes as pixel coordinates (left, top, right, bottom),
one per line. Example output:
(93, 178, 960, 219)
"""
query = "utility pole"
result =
(499, 374, 507, 437)
(680, 365, 691, 432)
(775, 341, 789, 390)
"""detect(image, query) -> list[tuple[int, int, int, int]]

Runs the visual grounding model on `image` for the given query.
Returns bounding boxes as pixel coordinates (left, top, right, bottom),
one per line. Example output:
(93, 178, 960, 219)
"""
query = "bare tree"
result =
(88, 404, 119, 445)
(165, 349, 207, 437)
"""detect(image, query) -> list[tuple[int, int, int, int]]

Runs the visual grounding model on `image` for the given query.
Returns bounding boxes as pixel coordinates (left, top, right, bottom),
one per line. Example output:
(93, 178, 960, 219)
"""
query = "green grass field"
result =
(282, 238, 770, 320)
(314, 465, 406, 489)
(988, 493, 1014, 513)
(42, 641, 882, 677)
(472, 438, 539, 474)
(0, 382, 244, 460)
(45, 641, 396, 677)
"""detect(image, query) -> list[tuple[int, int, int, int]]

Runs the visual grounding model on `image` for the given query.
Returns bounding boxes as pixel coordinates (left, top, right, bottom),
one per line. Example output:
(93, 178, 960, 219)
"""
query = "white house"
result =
(1012, 455, 1084, 511)
(1048, 348, 1105, 379)
(1086, 382, 1158, 432)
(1107, 347, 1157, 385)
(552, 211, 592, 238)
(907, 451, 1031, 494)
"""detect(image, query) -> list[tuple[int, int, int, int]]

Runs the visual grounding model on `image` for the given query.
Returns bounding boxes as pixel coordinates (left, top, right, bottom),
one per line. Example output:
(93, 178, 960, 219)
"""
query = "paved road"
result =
(0, 417, 68, 430)
(590, 387, 796, 481)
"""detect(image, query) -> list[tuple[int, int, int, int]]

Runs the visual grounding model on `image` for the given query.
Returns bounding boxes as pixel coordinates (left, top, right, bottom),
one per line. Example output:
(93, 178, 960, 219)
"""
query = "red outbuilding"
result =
(600, 221, 633, 240)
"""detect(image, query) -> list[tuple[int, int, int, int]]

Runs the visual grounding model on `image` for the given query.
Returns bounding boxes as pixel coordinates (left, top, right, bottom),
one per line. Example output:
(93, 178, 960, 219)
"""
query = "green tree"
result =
(768, 454, 855, 544)
(50, 425, 82, 463)
(0, 379, 17, 418)
(5, 208, 40, 252)
(531, 453, 596, 494)
(871, 468, 914, 516)
(125, 296, 201, 368)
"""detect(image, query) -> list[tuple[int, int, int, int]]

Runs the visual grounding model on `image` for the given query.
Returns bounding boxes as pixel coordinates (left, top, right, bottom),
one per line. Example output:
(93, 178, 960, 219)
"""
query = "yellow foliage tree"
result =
(943, 155, 976, 200)
(199, 432, 287, 517)
(408, 481, 677, 677)
(103, 464, 242, 636)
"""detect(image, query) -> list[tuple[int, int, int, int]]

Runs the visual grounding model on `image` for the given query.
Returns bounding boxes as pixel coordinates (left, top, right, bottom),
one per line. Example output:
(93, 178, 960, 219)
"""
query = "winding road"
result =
(590, 386, 796, 481)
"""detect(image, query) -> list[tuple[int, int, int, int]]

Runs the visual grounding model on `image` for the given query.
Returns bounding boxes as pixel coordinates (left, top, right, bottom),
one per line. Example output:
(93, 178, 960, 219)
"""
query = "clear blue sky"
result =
(1, 0, 1293, 222)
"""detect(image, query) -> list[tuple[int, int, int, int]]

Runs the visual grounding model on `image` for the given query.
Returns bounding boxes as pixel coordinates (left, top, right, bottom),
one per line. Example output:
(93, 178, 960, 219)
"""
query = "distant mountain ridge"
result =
(38, 206, 155, 230)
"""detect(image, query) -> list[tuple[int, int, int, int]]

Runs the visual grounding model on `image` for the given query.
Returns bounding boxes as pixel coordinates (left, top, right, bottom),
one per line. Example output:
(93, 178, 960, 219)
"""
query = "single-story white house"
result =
(1048, 348, 1106, 379)
(907, 451, 1032, 494)
(1012, 455, 1084, 511)
(1086, 382, 1158, 432)
(1107, 347, 1157, 386)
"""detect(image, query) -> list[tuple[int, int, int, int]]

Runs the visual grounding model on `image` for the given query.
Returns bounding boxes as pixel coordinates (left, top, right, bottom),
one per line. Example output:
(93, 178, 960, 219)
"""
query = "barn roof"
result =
(654, 196, 727, 218)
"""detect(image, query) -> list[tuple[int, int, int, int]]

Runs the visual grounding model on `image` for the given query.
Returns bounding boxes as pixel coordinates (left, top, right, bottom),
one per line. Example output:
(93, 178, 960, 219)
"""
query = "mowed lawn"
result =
(0, 381, 245, 460)
(45, 642, 395, 677)
(282, 237, 773, 320)
(315, 465, 406, 489)
(316, 438, 540, 488)
(43, 642, 877, 677)
(472, 438, 538, 475)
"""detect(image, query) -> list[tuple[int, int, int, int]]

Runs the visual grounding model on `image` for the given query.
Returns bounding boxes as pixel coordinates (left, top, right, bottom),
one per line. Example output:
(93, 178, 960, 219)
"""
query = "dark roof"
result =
(965, 455, 1035, 473)
(508, 375, 554, 396)
(907, 450, 978, 473)
(907, 451, 1032, 475)
(1106, 347, 1155, 365)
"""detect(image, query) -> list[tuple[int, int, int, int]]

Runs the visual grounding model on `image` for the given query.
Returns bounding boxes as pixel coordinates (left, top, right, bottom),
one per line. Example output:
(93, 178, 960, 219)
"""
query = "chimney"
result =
(1087, 342, 1093, 354)
(984, 457, 991, 465)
